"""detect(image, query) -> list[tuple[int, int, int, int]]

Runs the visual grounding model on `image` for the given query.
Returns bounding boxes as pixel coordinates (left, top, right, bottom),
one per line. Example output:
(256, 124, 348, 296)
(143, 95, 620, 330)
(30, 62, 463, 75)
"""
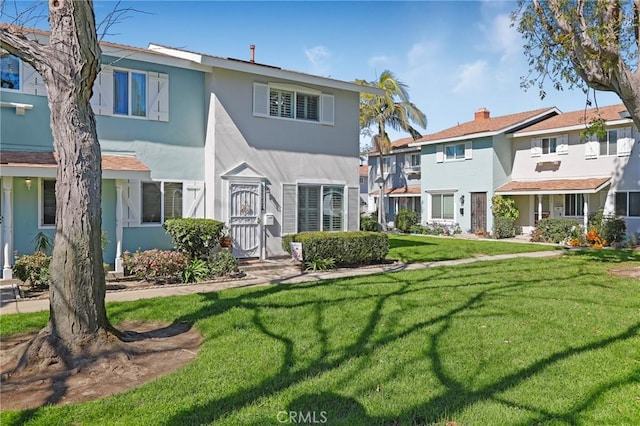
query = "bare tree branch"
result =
(0, 23, 50, 72)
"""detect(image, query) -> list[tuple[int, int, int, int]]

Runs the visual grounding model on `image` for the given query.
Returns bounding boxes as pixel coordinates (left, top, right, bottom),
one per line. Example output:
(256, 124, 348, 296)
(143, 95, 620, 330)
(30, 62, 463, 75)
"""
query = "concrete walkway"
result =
(0, 250, 564, 315)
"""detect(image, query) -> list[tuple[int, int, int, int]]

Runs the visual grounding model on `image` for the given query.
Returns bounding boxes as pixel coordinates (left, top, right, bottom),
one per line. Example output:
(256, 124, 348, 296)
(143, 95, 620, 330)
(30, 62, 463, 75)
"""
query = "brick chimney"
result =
(475, 107, 490, 121)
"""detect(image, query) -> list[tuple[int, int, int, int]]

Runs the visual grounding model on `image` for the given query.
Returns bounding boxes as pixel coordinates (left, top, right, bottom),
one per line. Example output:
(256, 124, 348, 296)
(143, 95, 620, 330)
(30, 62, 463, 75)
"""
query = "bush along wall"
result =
(163, 218, 225, 259)
(533, 218, 580, 243)
(491, 195, 519, 239)
(282, 231, 389, 266)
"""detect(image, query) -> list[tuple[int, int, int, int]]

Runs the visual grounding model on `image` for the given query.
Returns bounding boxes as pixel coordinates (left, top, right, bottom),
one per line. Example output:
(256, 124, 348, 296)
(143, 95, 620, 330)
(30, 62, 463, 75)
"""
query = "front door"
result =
(471, 192, 487, 233)
(229, 182, 262, 258)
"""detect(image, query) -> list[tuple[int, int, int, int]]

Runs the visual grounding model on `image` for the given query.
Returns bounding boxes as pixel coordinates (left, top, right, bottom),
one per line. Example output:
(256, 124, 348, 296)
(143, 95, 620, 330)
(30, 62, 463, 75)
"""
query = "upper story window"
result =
(381, 156, 395, 174)
(91, 67, 169, 122)
(437, 141, 472, 163)
(1, 51, 20, 90)
(113, 70, 147, 117)
(585, 127, 634, 158)
(542, 137, 557, 154)
(531, 135, 567, 157)
(253, 82, 334, 125)
(445, 143, 465, 161)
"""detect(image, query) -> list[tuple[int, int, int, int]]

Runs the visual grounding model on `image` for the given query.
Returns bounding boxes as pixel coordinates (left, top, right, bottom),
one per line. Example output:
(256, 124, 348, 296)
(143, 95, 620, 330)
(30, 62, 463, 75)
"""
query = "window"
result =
(431, 193, 454, 220)
(297, 185, 344, 232)
(141, 181, 183, 224)
(615, 191, 640, 217)
(269, 88, 319, 121)
(42, 179, 56, 226)
(254, 83, 333, 125)
(382, 157, 394, 174)
(564, 194, 584, 216)
(542, 137, 557, 154)
(359, 177, 366, 185)
(113, 70, 147, 117)
(445, 143, 465, 161)
(1, 51, 20, 90)
(598, 129, 618, 156)
(408, 153, 421, 167)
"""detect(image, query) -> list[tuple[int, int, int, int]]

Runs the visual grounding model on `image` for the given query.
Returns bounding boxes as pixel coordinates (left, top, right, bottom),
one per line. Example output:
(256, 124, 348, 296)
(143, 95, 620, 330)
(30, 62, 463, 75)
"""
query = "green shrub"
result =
(283, 231, 388, 266)
(491, 195, 519, 219)
(122, 249, 189, 284)
(182, 258, 210, 283)
(360, 214, 379, 232)
(208, 250, 239, 276)
(13, 251, 51, 289)
(304, 257, 336, 272)
(588, 209, 626, 246)
(535, 218, 580, 243)
(163, 218, 225, 259)
(493, 216, 516, 239)
(395, 209, 419, 233)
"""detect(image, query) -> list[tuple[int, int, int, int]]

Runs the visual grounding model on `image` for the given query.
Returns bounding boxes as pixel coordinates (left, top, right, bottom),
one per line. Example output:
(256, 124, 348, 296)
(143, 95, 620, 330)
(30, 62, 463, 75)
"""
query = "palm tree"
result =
(357, 70, 427, 231)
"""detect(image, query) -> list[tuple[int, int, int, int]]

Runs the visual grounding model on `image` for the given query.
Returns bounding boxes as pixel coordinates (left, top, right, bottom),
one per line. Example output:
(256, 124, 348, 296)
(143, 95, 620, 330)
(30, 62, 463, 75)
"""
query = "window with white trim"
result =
(598, 129, 618, 156)
(41, 179, 56, 226)
(382, 156, 395, 174)
(564, 193, 584, 216)
(431, 193, 454, 220)
(297, 185, 344, 232)
(542, 137, 557, 154)
(141, 181, 183, 224)
(253, 82, 333, 125)
(615, 191, 640, 217)
(113, 69, 147, 117)
(0, 51, 20, 90)
(445, 143, 465, 161)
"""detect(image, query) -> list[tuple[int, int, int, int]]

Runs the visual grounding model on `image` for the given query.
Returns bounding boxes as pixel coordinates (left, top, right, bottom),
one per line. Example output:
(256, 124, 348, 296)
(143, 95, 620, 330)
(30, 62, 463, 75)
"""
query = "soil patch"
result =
(0, 320, 202, 411)
(609, 265, 640, 278)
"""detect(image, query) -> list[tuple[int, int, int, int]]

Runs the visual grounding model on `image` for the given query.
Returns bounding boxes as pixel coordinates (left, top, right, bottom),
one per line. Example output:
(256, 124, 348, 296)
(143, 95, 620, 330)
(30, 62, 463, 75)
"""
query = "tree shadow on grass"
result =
(388, 235, 436, 250)
(147, 259, 639, 425)
(566, 248, 640, 263)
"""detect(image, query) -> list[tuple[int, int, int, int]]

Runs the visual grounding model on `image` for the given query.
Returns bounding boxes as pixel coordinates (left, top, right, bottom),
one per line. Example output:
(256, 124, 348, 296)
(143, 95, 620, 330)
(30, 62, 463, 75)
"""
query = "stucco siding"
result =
(205, 68, 360, 256)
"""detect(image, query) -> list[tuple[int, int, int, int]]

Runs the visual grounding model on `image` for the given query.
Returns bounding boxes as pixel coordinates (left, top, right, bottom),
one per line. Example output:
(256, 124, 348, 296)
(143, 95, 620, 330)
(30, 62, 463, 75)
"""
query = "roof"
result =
(359, 165, 368, 176)
(514, 104, 631, 136)
(366, 136, 421, 154)
(0, 151, 149, 172)
(495, 177, 611, 195)
(410, 107, 559, 147)
(370, 186, 421, 197)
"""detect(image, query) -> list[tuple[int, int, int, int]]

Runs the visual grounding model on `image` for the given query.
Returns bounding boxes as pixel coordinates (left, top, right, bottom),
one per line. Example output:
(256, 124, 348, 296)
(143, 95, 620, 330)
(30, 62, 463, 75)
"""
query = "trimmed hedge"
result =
(493, 216, 516, 239)
(163, 218, 225, 259)
(534, 218, 580, 243)
(282, 231, 389, 266)
(395, 209, 419, 233)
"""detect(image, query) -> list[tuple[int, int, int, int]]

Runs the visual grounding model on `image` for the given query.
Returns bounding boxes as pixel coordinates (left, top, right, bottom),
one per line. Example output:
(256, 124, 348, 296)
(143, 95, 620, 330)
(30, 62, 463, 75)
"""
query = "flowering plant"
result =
(122, 249, 189, 283)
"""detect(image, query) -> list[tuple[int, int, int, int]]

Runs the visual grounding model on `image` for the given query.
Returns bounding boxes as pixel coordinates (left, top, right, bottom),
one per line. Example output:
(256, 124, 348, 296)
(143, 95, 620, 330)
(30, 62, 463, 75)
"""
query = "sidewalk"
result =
(0, 250, 564, 315)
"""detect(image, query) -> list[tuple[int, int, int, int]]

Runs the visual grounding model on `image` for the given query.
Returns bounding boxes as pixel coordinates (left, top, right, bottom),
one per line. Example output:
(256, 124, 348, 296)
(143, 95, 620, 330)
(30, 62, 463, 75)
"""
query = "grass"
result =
(387, 233, 560, 263)
(1, 247, 638, 425)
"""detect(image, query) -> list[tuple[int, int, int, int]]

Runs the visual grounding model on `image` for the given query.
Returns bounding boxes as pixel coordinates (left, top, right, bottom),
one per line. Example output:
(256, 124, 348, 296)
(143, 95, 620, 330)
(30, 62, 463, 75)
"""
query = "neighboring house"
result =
(0, 29, 381, 279)
(503, 104, 639, 235)
(411, 107, 560, 234)
(367, 137, 422, 224)
(359, 164, 368, 213)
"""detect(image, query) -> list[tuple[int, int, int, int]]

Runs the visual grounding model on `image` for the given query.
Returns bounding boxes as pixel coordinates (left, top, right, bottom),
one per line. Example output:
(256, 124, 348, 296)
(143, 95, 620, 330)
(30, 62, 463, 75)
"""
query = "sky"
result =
(2, 0, 623, 147)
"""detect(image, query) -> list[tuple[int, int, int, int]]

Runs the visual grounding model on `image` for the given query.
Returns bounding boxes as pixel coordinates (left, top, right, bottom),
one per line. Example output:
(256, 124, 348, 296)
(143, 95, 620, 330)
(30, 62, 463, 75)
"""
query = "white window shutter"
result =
(557, 134, 569, 155)
(436, 145, 444, 163)
(282, 184, 297, 234)
(122, 180, 141, 227)
(531, 138, 542, 157)
(148, 72, 169, 122)
(253, 82, 269, 117)
(183, 181, 205, 218)
(22, 62, 47, 96)
(320, 94, 335, 125)
(617, 126, 634, 156)
(464, 141, 473, 159)
(90, 67, 113, 116)
(585, 139, 598, 159)
(347, 187, 359, 231)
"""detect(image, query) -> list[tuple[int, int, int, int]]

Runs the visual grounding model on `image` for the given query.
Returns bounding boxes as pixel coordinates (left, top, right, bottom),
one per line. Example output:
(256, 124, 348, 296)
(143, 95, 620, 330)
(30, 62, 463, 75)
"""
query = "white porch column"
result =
(537, 194, 543, 224)
(114, 181, 124, 273)
(2, 178, 13, 279)
(583, 195, 589, 230)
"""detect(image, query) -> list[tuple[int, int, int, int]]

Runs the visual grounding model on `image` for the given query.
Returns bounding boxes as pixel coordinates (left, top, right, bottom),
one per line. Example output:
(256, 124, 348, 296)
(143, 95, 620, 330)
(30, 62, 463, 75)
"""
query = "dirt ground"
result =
(609, 265, 640, 278)
(0, 321, 202, 411)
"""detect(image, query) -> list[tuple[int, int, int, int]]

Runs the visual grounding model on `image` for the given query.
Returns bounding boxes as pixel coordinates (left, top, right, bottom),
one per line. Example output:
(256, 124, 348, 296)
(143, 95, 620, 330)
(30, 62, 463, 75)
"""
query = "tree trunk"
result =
(1, 1, 118, 367)
(378, 151, 387, 231)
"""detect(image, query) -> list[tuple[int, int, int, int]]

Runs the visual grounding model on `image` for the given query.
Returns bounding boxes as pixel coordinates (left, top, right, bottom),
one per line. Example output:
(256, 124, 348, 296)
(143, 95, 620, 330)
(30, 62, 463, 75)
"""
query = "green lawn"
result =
(388, 234, 560, 263)
(1, 249, 639, 425)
